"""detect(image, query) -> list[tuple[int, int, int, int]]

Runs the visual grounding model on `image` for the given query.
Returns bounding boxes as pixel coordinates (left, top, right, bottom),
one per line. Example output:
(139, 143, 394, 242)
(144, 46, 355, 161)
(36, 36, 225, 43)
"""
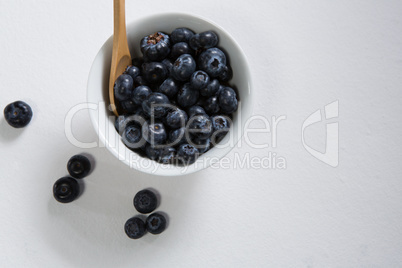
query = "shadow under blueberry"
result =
(0, 118, 25, 142)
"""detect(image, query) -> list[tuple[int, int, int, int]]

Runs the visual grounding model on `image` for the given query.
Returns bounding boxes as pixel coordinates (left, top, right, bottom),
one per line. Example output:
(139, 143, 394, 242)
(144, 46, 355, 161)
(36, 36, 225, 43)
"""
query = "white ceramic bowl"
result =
(87, 12, 253, 176)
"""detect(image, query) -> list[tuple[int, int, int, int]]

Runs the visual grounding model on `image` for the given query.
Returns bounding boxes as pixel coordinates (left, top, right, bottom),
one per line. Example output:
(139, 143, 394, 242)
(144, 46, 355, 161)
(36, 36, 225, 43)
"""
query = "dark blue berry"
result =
(172, 54, 196, 81)
(187, 105, 206, 118)
(157, 78, 178, 99)
(132, 85, 152, 106)
(114, 74, 134, 101)
(142, 92, 170, 119)
(190, 70, 210, 91)
(170, 42, 194, 59)
(190, 137, 211, 154)
(161, 59, 173, 74)
(67, 155, 91, 179)
(188, 114, 213, 140)
(142, 121, 167, 145)
(177, 83, 199, 108)
(198, 48, 227, 78)
(171, 27, 195, 44)
(146, 212, 167, 234)
(132, 57, 144, 68)
(211, 115, 230, 142)
(166, 108, 188, 129)
(218, 65, 233, 82)
(122, 124, 144, 149)
(142, 62, 168, 84)
(140, 32, 171, 61)
(200, 79, 220, 97)
(159, 147, 176, 164)
(124, 217, 146, 239)
(3, 101, 33, 128)
(125, 65, 140, 80)
(203, 95, 220, 114)
(218, 87, 238, 114)
(189, 31, 219, 50)
(53, 177, 80, 203)
(145, 144, 161, 160)
(133, 75, 148, 87)
(177, 144, 199, 164)
(134, 189, 158, 214)
(168, 127, 187, 147)
(120, 99, 138, 114)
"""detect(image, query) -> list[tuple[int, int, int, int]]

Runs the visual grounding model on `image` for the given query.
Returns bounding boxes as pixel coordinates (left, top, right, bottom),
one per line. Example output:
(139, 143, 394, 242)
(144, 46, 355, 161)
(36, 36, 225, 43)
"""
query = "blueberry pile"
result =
(53, 154, 92, 203)
(113, 28, 238, 165)
(124, 189, 167, 239)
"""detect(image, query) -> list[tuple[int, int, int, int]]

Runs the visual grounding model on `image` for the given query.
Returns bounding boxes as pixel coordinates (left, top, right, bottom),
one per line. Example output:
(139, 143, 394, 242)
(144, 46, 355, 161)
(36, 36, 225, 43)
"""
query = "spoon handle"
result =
(113, 0, 129, 49)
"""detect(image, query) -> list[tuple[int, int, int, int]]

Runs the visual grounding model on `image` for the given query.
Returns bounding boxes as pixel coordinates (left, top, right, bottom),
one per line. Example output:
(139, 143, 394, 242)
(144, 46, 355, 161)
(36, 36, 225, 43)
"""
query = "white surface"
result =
(87, 12, 253, 176)
(0, 0, 401, 267)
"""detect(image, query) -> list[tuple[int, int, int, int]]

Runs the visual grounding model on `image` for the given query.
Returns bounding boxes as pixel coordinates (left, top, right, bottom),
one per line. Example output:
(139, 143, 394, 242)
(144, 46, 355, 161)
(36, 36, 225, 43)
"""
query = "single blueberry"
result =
(3, 101, 33, 128)
(177, 83, 199, 108)
(114, 74, 134, 101)
(187, 105, 206, 118)
(142, 92, 170, 119)
(168, 127, 188, 147)
(190, 70, 210, 91)
(203, 95, 220, 114)
(53, 177, 80, 203)
(145, 143, 162, 160)
(188, 114, 213, 140)
(218, 65, 233, 82)
(200, 79, 220, 97)
(177, 144, 199, 165)
(190, 137, 211, 154)
(171, 54, 196, 81)
(125, 65, 140, 80)
(161, 59, 173, 75)
(132, 85, 152, 106)
(134, 189, 158, 214)
(142, 121, 167, 145)
(198, 48, 227, 78)
(142, 62, 168, 84)
(67, 155, 91, 179)
(157, 78, 178, 99)
(170, 27, 195, 44)
(124, 217, 146, 239)
(140, 32, 171, 61)
(120, 99, 138, 114)
(189, 31, 219, 50)
(211, 115, 230, 142)
(146, 212, 167, 234)
(170, 42, 194, 59)
(218, 87, 238, 114)
(166, 108, 188, 129)
(159, 147, 176, 164)
(122, 124, 144, 149)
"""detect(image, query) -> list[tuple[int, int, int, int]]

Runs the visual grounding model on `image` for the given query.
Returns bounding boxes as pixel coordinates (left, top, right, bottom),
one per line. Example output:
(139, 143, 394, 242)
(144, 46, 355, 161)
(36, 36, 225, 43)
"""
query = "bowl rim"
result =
(87, 11, 254, 176)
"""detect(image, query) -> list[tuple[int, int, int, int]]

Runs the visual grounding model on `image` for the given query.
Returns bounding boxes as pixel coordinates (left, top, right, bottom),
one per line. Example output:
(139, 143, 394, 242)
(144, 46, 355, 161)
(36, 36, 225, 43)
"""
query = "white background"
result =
(1, 0, 402, 267)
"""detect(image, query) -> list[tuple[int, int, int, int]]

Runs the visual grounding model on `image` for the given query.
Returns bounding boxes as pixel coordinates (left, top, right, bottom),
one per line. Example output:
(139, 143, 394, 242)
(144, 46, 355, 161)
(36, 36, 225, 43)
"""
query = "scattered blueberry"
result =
(170, 27, 195, 44)
(67, 155, 91, 179)
(140, 32, 171, 61)
(3, 101, 33, 128)
(177, 83, 199, 108)
(134, 189, 158, 214)
(146, 212, 167, 234)
(114, 74, 133, 101)
(171, 54, 196, 81)
(124, 216, 146, 239)
(218, 86, 238, 114)
(53, 177, 80, 203)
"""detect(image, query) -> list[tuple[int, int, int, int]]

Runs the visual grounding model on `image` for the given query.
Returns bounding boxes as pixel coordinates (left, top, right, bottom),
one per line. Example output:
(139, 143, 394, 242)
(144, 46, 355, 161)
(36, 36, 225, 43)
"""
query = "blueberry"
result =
(189, 31, 219, 50)
(114, 74, 134, 101)
(115, 115, 126, 134)
(133, 75, 148, 87)
(124, 216, 146, 239)
(132, 85, 152, 106)
(142, 62, 168, 84)
(146, 212, 167, 234)
(187, 105, 206, 118)
(190, 137, 211, 154)
(188, 114, 213, 140)
(168, 127, 187, 147)
(134, 189, 158, 214)
(171, 54, 196, 81)
(122, 124, 144, 149)
(142, 121, 167, 145)
(142, 92, 170, 119)
(170, 42, 194, 59)
(120, 99, 138, 114)
(190, 70, 210, 91)
(140, 32, 171, 61)
(157, 78, 178, 99)
(211, 115, 230, 142)
(53, 177, 80, 203)
(203, 95, 220, 114)
(198, 48, 227, 78)
(124, 65, 140, 80)
(200, 79, 220, 97)
(170, 27, 195, 44)
(161, 59, 173, 74)
(218, 65, 233, 82)
(159, 147, 176, 164)
(177, 144, 199, 164)
(177, 83, 199, 108)
(166, 108, 188, 129)
(3, 101, 33, 128)
(67, 155, 91, 179)
(218, 87, 238, 114)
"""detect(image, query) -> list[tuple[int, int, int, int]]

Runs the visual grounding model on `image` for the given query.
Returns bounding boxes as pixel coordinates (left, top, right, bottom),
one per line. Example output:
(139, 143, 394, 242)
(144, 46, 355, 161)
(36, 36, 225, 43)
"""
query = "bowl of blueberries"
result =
(87, 12, 253, 176)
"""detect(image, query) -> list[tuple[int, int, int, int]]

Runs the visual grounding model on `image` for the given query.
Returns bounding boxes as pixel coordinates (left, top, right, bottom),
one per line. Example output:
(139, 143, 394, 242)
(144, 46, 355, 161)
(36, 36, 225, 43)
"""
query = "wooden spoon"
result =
(109, 0, 132, 116)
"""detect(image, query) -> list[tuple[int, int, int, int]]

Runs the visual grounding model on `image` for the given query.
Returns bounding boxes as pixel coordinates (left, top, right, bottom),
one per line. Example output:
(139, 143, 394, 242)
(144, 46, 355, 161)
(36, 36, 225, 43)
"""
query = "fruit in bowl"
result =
(87, 13, 253, 176)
